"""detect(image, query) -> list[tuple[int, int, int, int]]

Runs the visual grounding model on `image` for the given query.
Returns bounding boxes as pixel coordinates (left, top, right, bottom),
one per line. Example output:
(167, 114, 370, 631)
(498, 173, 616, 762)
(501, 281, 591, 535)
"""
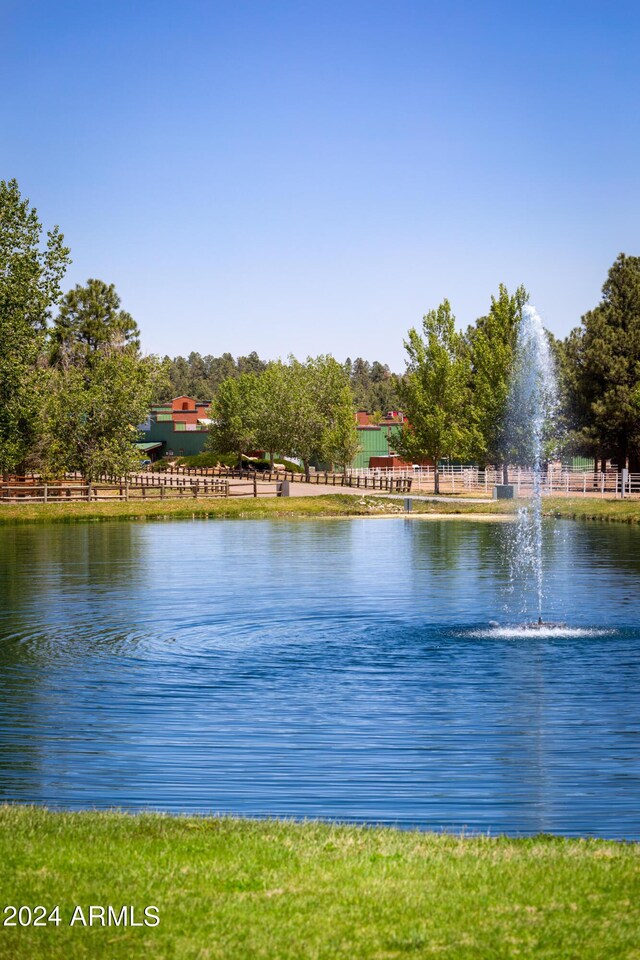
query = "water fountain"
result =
(500, 304, 563, 630)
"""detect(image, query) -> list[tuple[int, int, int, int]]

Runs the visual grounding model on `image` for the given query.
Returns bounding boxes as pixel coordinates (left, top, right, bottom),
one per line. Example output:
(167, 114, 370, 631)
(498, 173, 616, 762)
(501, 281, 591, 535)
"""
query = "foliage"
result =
(562, 253, 640, 471)
(345, 357, 400, 413)
(156, 351, 400, 413)
(273, 458, 304, 473)
(254, 360, 295, 466)
(395, 301, 478, 492)
(467, 283, 528, 470)
(323, 384, 361, 470)
(205, 373, 261, 461)
(50, 278, 140, 366)
(156, 351, 267, 402)
(40, 352, 159, 481)
(0, 179, 70, 475)
(286, 356, 351, 479)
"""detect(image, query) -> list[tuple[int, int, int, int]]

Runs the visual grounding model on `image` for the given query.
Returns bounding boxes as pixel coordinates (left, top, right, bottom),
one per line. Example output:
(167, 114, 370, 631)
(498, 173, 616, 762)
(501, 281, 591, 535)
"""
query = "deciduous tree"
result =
(205, 374, 260, 464)
(395, 301, 476, 494)
(41, 352, 159, 481)
(324, 385, 361, 472)
(0, 179, 70, 475)
(467, 284, 528, 481)
(286, 356, 350, 480)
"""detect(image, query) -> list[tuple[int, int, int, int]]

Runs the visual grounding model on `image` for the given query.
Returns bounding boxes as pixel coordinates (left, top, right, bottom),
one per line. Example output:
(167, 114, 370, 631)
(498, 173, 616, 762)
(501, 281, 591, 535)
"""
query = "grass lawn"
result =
(0, 492, 639, 525)
(0, 807, 638, 960)
(0, 493, 487, 524)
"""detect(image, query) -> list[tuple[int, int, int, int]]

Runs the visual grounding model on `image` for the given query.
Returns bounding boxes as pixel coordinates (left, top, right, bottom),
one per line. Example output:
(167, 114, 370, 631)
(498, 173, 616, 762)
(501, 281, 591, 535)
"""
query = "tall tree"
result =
(0, 179, 70, 475)
(467, 283, 528, 481)
(394, 301, 477, 494)
(563, 254, 640, 472)
(51, 278, 140, 366)
(254, 361, 294, 467)
(324, 384, 361, 471)
(205, 374, 260, 463)
(287, 356, 350, 480)
(41, 352, 159, 482)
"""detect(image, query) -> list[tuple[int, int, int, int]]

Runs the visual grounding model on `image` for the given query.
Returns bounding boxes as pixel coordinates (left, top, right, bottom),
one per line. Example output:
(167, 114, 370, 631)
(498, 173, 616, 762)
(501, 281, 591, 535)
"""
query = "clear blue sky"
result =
(3, 0, 639, 369)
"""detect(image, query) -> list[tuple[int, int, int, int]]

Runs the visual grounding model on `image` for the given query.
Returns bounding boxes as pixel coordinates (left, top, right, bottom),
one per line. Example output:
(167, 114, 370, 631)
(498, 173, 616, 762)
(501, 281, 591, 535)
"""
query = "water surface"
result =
(0, 518, 638, 838)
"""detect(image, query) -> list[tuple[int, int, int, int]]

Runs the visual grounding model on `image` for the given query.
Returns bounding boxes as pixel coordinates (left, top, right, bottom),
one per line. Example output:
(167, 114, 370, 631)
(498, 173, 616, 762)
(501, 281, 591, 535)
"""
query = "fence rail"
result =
(0, 469, 413, 502)
(0, 481, 230, 503)
(345, 466, 640, 498)
(3, 465, 637, 501)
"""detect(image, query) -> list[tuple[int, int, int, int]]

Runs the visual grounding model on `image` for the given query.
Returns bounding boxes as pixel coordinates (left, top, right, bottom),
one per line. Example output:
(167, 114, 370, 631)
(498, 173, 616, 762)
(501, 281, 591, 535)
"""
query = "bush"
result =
(149, 457, 174, 472)
(274, 459, 304, 473)
(176, 452, 237, 468)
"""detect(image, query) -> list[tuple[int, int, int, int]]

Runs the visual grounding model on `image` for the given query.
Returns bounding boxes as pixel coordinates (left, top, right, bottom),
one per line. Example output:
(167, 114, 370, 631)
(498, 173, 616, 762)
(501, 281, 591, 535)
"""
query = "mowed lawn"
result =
(0, 493, 640, 525)
(0, 808, 638, 959)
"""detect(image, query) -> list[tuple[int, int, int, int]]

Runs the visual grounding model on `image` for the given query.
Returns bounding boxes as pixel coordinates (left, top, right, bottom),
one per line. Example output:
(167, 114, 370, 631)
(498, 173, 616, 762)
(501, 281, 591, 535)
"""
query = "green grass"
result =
(0, 807, 638, 960)
(0, 493, 638, 525)
(543, 496, 640, 523)
(0, 494, 409, 524)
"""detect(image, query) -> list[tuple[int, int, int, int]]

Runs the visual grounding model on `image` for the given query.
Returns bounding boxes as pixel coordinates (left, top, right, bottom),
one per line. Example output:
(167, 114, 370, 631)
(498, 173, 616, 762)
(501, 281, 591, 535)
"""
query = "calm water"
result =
(0, 517, 639, 838)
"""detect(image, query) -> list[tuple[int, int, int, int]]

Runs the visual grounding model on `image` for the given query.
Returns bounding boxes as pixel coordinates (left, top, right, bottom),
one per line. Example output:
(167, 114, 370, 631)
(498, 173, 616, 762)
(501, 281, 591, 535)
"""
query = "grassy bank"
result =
(0, 494, 490, 525)
(543, 496, 640, 523)
(0, 807, 637, 960)
(0, 493, 638, 525)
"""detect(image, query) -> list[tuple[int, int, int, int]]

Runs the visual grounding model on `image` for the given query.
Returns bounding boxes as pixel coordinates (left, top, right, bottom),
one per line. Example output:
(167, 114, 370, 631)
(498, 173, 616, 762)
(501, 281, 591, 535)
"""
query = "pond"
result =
(0, 517, 639, 838)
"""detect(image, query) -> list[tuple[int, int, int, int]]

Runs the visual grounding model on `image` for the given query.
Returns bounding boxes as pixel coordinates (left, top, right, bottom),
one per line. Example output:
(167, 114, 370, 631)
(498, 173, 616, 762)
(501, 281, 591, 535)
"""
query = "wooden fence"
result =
(135, 466, 413, 493)
(0, 480, 231, 503)
(0, 469, 412, 503)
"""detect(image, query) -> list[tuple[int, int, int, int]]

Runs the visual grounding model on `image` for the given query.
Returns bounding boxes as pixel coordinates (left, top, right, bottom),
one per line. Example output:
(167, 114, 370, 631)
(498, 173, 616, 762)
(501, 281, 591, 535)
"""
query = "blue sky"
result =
(2, 0, 639, 369)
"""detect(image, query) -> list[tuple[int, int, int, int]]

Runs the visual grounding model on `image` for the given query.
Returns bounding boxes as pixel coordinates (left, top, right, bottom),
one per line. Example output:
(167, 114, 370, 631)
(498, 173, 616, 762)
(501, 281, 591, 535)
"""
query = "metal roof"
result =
(135, 442, 164, 451)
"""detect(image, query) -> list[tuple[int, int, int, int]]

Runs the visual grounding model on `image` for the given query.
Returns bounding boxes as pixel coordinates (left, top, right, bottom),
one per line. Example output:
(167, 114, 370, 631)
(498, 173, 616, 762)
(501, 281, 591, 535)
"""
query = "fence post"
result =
(253, 474, 257, 498)
(43, 483, 48, 504)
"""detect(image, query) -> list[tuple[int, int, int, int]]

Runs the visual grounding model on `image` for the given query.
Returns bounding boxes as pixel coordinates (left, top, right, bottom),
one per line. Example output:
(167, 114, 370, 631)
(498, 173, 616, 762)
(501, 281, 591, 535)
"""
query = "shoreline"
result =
(0, 493, 638, 525)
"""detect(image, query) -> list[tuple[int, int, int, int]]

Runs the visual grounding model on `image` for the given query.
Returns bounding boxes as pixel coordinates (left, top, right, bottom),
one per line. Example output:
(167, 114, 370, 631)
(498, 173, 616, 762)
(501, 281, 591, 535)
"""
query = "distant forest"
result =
(156, 353, 401, 415)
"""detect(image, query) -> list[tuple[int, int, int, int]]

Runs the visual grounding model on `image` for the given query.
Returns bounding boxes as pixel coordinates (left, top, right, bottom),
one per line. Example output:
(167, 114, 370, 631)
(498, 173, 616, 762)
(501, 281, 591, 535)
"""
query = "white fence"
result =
(348, 465, 640, 498)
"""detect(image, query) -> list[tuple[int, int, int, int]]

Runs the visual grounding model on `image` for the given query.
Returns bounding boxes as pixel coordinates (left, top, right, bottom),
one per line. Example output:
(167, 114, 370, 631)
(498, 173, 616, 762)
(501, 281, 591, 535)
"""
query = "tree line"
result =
(394, 259, 639, 491)
(205, 357, 360, 480)
(1, 178, 638, 483)
(156, 352, 399, 416)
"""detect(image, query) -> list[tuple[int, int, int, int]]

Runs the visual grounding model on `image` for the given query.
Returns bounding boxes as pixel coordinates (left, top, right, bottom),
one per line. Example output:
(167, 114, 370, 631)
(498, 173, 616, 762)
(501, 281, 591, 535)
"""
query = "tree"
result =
(324, 385, 361, 471)
(394, 300, 477, 494)
(563, 254, 640, 472)
(348, 356, 400, 412)
(42, 278, 161, 480)
(0, 179, 70, 475)
(41, 352, 159, 481)
(51, 278, 140, 366)
(467, 284, 528, 481)
(254, 361, 294, 467)
(284, 356, 350, 480)
(205, 374, 260, 463)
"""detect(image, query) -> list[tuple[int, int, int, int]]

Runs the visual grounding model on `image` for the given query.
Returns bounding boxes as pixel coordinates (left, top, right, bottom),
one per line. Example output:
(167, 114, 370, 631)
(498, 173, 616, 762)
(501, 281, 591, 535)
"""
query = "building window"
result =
(182, 401, 189, 410)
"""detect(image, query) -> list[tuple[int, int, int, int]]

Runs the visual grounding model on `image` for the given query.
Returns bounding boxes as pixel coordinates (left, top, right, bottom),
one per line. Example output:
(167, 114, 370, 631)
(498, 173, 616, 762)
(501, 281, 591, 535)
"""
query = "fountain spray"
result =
(506, 304, 557, 623)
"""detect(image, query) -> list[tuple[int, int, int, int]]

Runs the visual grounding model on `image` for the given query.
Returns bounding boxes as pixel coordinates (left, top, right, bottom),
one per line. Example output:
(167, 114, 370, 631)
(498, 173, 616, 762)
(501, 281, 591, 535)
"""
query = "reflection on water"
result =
(0, 518, 639, 838)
